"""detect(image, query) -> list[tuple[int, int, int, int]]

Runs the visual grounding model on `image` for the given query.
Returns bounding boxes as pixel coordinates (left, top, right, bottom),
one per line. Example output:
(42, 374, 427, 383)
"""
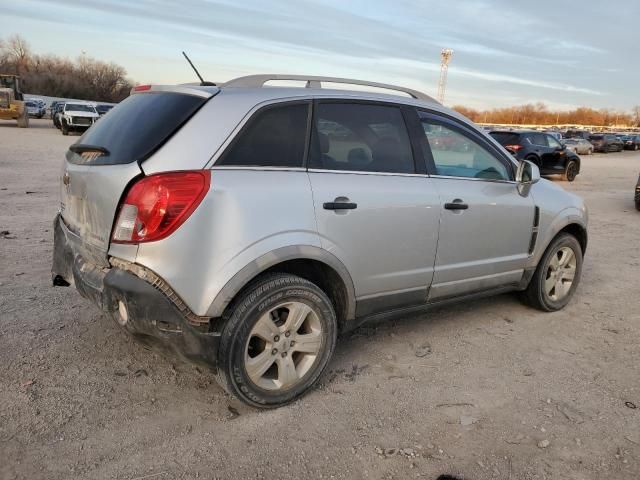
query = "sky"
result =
(2, 0, 638, 111)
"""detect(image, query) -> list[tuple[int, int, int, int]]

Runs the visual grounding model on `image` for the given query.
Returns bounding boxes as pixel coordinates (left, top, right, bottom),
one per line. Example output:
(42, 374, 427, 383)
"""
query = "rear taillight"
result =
(112, 171, 210, 244)
(505, 144, 523, 151)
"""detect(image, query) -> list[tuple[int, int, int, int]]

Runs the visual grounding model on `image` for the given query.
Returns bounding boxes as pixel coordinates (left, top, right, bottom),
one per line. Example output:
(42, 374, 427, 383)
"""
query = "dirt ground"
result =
(1, 118, 639, 480)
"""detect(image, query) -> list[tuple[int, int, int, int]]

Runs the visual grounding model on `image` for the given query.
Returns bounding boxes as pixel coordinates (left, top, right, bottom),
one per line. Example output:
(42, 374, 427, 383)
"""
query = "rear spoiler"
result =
(130, 84, 218, 99)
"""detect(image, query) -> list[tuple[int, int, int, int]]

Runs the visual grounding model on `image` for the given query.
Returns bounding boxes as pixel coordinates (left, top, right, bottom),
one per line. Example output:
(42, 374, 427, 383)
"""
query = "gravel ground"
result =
(1, 119, 639, 480)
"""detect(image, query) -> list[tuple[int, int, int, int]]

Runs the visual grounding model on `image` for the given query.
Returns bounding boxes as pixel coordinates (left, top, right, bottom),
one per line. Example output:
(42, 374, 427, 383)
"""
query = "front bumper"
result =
(52, 214, 220, 369)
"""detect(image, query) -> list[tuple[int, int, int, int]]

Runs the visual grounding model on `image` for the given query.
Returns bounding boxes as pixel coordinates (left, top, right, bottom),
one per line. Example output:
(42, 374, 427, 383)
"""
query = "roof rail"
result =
(222, 74, 435, 102)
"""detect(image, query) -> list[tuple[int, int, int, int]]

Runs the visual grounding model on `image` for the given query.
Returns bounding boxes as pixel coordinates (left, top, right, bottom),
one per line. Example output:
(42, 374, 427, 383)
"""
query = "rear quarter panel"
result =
(133, 169, 320, 316)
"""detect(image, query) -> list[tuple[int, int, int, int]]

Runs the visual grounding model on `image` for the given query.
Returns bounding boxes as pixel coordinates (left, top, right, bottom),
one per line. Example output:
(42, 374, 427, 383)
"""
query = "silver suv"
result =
(52, 75, 588, 407)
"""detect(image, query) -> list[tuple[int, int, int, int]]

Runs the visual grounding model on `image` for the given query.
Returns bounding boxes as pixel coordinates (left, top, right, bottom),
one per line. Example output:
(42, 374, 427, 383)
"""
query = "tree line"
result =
(453, 102, 640, 127)
(2, 33, 637, 124)
(0, 35, 132, 103)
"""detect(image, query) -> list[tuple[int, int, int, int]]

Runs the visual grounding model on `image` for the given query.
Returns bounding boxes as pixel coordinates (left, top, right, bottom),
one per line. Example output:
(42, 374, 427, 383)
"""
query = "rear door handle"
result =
(444, 200, 469, 210)
(323, 202, 357, 210)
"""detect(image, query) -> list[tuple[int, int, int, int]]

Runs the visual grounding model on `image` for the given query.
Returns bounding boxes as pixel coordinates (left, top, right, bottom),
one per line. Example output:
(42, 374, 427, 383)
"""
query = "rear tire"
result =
(520, 233, 583, 312)
(563, 160, 578, 182)
(216, 273, 337, 408)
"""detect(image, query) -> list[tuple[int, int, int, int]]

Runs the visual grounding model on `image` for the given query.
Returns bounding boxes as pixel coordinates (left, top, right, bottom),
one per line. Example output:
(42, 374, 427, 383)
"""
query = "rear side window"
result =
(309, 103, 415, 174)
(68, 93, 206, 165)
(217, 103, 309, 168)
(529, 133, 547, 146)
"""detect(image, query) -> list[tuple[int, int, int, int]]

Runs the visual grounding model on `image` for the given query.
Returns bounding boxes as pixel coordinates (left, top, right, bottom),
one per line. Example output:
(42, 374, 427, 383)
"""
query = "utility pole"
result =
(437, 48, 454, 104)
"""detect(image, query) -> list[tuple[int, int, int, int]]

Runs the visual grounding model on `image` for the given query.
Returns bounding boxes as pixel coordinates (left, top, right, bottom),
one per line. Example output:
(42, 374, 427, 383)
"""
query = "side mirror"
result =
(516, 160, 540, 196)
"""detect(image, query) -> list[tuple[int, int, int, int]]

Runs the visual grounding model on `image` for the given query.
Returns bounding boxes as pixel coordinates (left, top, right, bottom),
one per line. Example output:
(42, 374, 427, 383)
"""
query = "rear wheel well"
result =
(263, 259, 349, 328)
(557, 223, 587, 254)
(221, 259, 350, 331)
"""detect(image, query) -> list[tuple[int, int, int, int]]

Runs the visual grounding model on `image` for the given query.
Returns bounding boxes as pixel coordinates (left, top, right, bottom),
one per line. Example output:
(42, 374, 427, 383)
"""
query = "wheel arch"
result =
(524, 152, 540, 164)
(558, 222, 587, 254)
(565, 155, 581, 172)
(206, 245, 356, 329)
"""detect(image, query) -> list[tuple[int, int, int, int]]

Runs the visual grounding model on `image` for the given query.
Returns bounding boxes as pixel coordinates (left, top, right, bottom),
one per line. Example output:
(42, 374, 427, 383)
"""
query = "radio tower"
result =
(437, 48, 454, 104)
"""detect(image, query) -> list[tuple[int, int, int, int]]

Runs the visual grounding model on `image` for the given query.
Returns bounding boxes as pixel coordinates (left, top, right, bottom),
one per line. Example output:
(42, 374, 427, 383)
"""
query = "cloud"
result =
(1, 0, 634, 110)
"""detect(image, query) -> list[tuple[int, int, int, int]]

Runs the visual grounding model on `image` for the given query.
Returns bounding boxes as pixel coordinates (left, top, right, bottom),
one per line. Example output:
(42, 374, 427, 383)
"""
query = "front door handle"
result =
(323, 201, 357, 210)
(444, 199, 469, 210)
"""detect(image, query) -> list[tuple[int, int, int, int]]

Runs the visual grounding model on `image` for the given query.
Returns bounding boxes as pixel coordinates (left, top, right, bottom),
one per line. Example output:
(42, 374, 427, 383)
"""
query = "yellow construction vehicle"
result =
(0, 74, 29, 128)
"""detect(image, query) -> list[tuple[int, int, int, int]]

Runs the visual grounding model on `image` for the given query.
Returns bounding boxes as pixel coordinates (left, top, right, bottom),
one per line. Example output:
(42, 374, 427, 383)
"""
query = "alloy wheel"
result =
(545, 246, 577, 301)
(245, 301, 323, 391)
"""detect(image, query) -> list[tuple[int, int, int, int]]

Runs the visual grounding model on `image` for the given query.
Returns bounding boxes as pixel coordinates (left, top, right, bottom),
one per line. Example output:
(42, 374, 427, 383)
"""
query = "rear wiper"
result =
(69, 144, 110, 156)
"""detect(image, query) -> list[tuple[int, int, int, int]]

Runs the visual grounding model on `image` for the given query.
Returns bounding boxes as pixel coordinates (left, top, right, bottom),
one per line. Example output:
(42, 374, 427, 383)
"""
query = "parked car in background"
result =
(563, 137, 594, 155)
(490, 130, 581, 181)
(621, 135, 640, 151)
(59, 102, 99, 135)
(50, 101, 64, 119)
(564, 129, 591, 140)
(588, 134, 623, 153)
(24, 101, 43, 118)
(28, 98, 46, 117)
(52, 102, 66, 128)
(95, 104, 115, 116)
(52, 76, 588, 407)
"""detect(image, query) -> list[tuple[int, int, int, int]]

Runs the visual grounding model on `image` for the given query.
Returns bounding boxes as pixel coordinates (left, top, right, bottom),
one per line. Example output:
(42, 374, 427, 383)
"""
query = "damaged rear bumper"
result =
(52, 213, 220, 369)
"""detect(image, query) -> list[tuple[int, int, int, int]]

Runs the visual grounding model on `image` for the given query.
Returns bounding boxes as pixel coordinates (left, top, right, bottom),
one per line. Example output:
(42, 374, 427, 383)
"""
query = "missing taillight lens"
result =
(112, 170, 211, 244)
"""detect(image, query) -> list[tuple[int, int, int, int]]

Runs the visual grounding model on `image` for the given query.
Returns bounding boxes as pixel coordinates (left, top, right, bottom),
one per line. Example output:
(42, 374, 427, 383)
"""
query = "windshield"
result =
(589, 135, 604, 140)
(66, 104, 96, 113)
(0, 77, 16, 89)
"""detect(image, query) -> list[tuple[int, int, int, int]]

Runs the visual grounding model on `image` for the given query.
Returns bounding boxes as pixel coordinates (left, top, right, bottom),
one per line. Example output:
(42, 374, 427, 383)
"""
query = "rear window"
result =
(489, 132, 520, 145)
(67, 92, 207, 165)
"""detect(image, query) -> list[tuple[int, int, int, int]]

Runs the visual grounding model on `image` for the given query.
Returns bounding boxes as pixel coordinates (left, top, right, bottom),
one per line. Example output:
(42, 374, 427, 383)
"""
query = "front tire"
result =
(61, 121, 69, 136)
(520, 233, 583, 311)
(216, 273, 337, 408)
(563, 160, 578, 182)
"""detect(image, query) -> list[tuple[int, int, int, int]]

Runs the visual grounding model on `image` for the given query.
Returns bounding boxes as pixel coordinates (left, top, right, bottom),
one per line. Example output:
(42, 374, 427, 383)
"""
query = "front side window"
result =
(217, 103, 309, 168)
(419, 114, 510, 181)
(309, 103, 415, 174)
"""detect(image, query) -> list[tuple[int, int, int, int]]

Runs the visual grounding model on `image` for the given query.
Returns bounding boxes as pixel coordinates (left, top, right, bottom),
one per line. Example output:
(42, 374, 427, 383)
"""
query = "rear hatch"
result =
(60, 88, 213, 266)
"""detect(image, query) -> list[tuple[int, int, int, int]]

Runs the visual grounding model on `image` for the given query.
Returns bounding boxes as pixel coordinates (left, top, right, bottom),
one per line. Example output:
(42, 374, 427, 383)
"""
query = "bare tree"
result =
(0, 34, 133, 102)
